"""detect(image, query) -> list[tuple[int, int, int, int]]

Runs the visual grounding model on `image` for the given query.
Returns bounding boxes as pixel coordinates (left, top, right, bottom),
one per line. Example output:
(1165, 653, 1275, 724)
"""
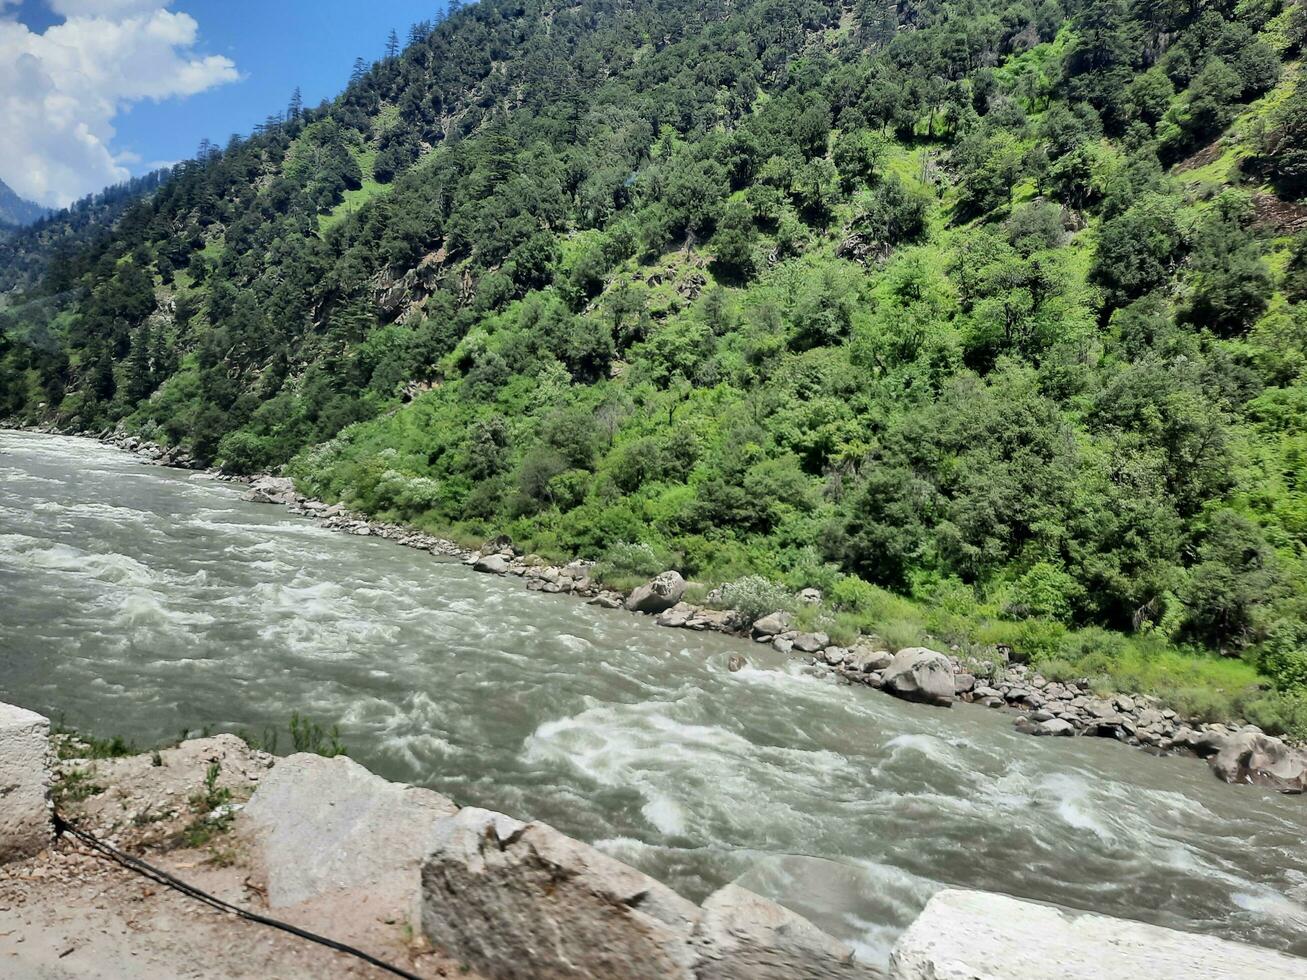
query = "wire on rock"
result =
(52, 811, 425, 980)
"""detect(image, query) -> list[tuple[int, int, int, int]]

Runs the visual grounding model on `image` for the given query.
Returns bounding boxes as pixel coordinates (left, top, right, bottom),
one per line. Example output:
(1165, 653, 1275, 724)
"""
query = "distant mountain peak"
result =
(0, 179, 50, 228)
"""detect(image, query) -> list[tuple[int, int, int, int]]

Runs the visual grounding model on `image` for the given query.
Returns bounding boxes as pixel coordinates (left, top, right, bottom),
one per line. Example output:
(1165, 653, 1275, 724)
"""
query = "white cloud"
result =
(0, 2, 237, 207)
(50, 1, 170, 15)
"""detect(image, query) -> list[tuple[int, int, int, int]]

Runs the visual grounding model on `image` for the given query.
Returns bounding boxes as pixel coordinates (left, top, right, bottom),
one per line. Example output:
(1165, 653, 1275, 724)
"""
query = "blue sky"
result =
(0, 1, 448, 206)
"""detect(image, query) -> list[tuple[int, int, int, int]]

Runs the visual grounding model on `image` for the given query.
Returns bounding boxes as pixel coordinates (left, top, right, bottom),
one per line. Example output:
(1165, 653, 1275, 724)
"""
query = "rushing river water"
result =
(3, 429, 1307, 964)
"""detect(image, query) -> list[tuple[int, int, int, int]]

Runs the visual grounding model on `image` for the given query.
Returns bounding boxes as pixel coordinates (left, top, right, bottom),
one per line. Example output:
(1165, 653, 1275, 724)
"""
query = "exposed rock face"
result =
(421, 807, 701, 979)
(881, 648, 954, 707)
(0, 703, 52, 864)
(1209, 729, 1307, 793)
(625, 570, 687, 614)
(889, 888, 1307, 979)
(242, 753, 456, 916)
(693, 884, 876, 979)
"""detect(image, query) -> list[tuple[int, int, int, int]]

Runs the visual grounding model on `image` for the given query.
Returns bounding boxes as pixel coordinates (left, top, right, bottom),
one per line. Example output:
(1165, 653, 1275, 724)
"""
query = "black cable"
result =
(52, 811, 425, 980)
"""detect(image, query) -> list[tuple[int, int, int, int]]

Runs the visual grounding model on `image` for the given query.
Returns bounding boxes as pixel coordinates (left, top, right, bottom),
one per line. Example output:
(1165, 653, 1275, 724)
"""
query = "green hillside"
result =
(4, 0, 1307, 732)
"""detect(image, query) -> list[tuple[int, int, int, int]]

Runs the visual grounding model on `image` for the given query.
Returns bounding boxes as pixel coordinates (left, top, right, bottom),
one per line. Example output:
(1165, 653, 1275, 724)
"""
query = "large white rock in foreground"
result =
(242, 752, 456, 916)
(890, 889, 1307, 979)
(0, 702, 52, 863)
(421, 807, 877, 979)
(422, 807, 702, 979)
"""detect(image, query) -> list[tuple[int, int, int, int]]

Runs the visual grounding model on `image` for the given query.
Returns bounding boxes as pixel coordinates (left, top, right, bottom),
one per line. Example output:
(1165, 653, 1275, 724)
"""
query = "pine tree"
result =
(196, 137, 213, 161)
(386, 29, 400, 59)
(287, 86, 303, 121)
(408, 20, 431, 46)
(350, 57, 367, 84)
(125, 325, 153, 402)
(149, 326, 173, 384)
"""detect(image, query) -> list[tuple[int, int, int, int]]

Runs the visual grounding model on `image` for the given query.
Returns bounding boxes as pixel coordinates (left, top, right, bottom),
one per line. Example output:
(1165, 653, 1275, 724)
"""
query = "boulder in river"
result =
(881, 648, 954, 707)
(421, 807, 701, 979)
(472, 553, 510, 574)
(1208, 729, 1307, 793)
(751, 611, 791, 639)
(791, 632, 829, 654)
(1033, 718, 1075, 737)
(625, 570, 687, 614)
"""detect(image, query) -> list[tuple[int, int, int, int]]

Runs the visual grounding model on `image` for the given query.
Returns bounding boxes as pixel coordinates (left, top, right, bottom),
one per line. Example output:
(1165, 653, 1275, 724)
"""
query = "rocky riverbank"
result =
(15, 424, 1307, 796)
(6, 712, 1305, 979)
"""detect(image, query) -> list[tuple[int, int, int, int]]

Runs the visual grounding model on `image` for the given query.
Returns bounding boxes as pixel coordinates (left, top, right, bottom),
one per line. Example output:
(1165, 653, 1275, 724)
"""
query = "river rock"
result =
(1034, 718, 1075, 736)
(1208, 729, 1307, 793)
(693, 883, 875, 979)
(242, 753, 456, 917)
(727, 654, 747, 672)
(472, 553, 510, 574)
(1137, 708, 1165, 729)
(751, 611, 792, 639)
(953, 672, 976, 694)
(656, 602, 694, 628)
(250, 475, 296, 499)
(687, 608, 736, 631)
(889, 888, 1307, 979)
(625, 570, 687, 614)
(792, 632, 829, 654)
(847, 647, 893, 673)
(421, 807, 701, 979)
(822, 646, 848, 666)
(881, 648, 954, 707)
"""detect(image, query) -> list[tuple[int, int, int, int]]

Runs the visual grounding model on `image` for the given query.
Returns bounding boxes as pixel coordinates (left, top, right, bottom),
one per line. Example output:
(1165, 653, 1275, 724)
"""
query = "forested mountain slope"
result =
(5, 0, 1307, 731)
(0, 169, 173, 295)
(0, 179, 48, 230)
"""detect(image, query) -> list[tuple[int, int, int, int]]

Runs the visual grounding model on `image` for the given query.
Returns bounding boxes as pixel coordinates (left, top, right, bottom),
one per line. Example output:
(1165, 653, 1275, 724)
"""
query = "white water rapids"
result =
(3, 430, 1306, 965)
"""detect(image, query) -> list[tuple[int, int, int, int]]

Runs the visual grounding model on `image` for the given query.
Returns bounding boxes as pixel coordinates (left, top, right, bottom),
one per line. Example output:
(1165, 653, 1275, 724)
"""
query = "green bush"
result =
(1260, 646, 1307, 692)
(716, 575, 794, 621)
(1004, 562, 1080, 623)
(593, 541, 668, 584)
(1243, 690, 1307, 741)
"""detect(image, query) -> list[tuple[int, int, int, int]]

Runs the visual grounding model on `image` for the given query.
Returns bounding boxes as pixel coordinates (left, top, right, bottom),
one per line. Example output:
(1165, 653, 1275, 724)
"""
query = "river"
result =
(2, 429, 1306, 964)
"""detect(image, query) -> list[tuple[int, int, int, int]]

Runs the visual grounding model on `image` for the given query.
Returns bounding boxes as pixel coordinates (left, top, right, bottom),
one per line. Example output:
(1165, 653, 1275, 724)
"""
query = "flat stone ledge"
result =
(241, 752, 457, 920)
(889, 888, 1307, 980)
(0, 702, 53, 864)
